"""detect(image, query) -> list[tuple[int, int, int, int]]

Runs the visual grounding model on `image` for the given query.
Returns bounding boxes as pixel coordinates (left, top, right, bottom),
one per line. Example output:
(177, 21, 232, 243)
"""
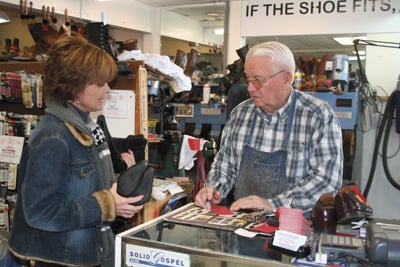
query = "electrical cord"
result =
(363, 90, 400, 198)
(382, 92, 400, 190)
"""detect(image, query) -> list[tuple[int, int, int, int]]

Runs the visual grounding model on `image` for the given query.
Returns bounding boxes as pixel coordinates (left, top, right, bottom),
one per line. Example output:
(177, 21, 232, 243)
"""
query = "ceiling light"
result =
(0, 11, 10, 24)
(353, 50, 366, 55)
(213, 28, 224, 35)
(207, 12, 220, 17)
(349, 56, 365, 61)
(333, 36, 366, 45)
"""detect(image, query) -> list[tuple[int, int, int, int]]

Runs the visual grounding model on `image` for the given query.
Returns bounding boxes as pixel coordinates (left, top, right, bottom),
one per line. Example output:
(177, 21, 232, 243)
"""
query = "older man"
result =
(195, 41, 343, 215)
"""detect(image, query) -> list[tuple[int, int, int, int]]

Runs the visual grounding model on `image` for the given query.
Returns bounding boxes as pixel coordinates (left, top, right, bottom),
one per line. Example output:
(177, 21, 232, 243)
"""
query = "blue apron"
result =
(234, 92, 296, 200)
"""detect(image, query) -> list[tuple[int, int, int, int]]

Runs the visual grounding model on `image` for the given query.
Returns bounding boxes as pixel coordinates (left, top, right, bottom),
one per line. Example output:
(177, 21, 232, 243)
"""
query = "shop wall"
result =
(365, 33, 400, 95)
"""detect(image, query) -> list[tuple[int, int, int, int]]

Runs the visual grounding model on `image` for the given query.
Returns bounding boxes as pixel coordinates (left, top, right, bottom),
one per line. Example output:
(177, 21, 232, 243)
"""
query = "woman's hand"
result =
(121, 149, 136, 169)
(109, 183, 143, 218)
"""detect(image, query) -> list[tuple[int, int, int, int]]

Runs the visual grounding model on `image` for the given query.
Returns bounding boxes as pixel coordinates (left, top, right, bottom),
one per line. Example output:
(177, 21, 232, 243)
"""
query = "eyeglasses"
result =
(245, 70, 285, 88)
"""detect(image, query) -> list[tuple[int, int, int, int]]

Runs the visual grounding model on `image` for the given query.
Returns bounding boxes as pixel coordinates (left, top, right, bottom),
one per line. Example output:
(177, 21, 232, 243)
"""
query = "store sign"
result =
(125, 244, 191, 267)
(241, 0, 400, 36)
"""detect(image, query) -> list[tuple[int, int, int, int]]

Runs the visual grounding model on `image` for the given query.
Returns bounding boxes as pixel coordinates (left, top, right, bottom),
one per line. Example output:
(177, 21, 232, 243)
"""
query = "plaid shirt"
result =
(207, 89, 343, 212)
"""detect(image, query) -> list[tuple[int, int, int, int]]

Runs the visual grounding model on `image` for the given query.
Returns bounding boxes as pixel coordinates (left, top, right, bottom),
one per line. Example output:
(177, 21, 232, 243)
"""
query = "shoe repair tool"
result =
(20, 0, 25, 19)
(65, 8, 70, 27)
(29, 1, 35, 19)
(42, 5, 49, 32)
(51, 6, 57, 24)
(21, 0, 28, 19)
(63, 8, 71, 36)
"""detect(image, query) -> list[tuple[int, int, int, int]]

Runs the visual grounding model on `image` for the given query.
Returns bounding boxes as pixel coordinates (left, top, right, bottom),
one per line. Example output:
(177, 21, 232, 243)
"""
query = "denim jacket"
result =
(8, 99, 116, 266)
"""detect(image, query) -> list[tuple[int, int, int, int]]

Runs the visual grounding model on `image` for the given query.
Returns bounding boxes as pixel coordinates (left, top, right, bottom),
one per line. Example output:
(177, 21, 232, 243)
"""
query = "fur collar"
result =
(65, 122, 93, 147)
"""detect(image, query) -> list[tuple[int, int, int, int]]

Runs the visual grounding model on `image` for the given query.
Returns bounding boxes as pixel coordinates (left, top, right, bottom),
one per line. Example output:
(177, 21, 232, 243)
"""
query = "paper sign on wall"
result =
(102, 89, 135, 138)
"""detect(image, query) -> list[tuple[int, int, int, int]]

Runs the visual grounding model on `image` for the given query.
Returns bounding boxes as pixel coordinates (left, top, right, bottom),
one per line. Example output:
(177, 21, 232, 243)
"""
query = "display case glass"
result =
(115, 204, 292, 267)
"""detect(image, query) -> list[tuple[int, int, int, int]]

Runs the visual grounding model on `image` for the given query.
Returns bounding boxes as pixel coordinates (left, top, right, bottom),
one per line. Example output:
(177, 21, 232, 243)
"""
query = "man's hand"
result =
(195, 185, 222, 210)
(230, 195, 272, 212)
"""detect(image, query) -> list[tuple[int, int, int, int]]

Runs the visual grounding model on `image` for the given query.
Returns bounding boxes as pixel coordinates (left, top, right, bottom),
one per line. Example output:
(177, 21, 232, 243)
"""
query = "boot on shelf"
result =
(11, 38, 20, 53)
(5, 38, 11, 52)
(174, 49, 187, 69)
(314, 53, 331, 91)
(184, 48, 199, 77)
(298, 55, 315, 91)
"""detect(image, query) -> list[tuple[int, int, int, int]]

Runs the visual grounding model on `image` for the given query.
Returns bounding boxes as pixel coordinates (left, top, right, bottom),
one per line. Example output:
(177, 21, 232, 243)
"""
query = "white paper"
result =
(272, 230, 307, 252)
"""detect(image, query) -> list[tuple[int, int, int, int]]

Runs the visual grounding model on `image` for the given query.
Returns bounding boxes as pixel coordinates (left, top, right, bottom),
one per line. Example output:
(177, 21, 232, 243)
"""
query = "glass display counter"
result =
(115, 203, 292, 267)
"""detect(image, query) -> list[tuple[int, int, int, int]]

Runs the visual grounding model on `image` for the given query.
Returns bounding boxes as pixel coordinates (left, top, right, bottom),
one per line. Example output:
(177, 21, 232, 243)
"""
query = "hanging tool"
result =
(51, 6, 57, 24)
(63, 8, 71, 35)
(29, 1, 35, 19)
(41, 5, 49, 32)
(19, 0, 25, 19)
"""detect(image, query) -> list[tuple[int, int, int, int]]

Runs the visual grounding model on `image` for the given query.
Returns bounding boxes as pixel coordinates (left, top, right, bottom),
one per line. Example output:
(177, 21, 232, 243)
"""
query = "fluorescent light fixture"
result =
(0, 11, 10, 24)
(213, 28, 224, 35)
(207, 12, 220, 17)
(333, 36, 366, 45)
(349, 56, 365, 61)
(353, 50, 366, 55)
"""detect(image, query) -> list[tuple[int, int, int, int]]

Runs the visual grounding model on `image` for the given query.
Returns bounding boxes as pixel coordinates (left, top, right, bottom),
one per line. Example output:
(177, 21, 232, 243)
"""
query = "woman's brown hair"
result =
(44, 33, 117, 106)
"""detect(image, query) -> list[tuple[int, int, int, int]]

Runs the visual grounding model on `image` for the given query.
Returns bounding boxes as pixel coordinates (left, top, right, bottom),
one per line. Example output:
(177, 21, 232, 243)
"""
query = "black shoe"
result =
(117, 160, 154, 206)
(132, 166, 154, 206)
(117, 160, 148, 197)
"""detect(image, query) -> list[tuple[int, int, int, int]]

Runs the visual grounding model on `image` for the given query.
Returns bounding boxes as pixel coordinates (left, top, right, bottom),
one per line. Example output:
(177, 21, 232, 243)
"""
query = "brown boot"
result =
(184, 48, 199, 77)
(174, 49, 187, 69)
(298, 55, 315, 91)
(314, 54, 331, 91)
(335, 187, 373, 224)
(311, 193, 337, 234)
(5, 38, 11, 52)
